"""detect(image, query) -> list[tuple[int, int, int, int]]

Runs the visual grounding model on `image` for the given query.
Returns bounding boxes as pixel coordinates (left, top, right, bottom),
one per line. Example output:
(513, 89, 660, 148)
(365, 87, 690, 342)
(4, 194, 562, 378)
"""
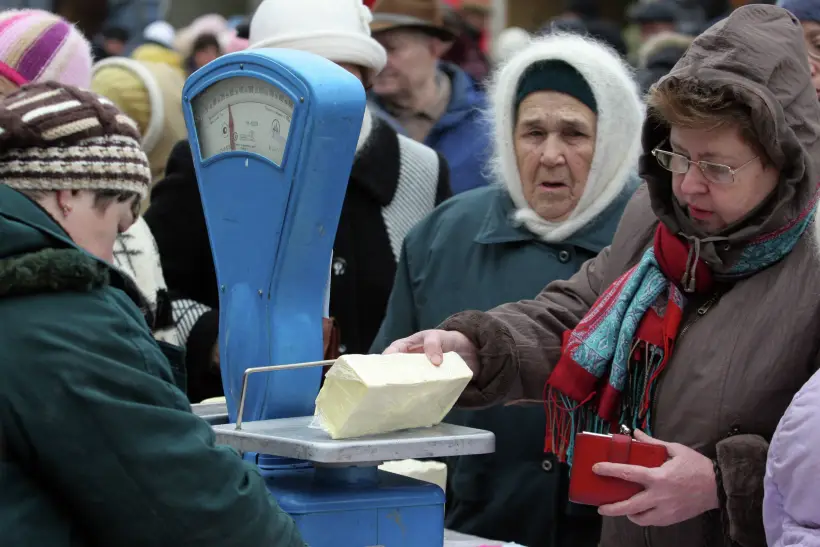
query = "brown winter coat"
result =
(439, 6, 820, 547)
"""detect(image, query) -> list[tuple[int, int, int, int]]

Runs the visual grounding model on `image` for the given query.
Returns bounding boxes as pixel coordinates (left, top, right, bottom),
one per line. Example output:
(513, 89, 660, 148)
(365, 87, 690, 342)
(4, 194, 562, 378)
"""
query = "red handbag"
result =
(568, 432, 668, 506)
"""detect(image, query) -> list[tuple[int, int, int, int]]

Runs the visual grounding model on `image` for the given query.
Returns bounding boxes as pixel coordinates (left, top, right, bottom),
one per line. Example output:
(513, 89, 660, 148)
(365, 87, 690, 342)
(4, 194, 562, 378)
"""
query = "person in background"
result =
(146, 142, 226, 403)
(91, 57, 187, 202)
(539, 17, 589, 37)
(763, 3, 820, 546)
(0, 82, 305, 547)
(90, 57, 189, 348)
(764, 339, 820, 544)
(441, 4, 491, 85)
(131, 20, 185, 77)
(186, 33, 223, 74)
(224, 34, 250, 54)
(584, 19, 629, 58)
(175, 13, 230, 61)
(459, 0, 493, 46)
(145, 0, 451, 401)
(221, 20, 251, 55)
(628, 1, 680, 44)
(369, 0, 492, 193)
(53, 0, 108, 44)
(0, 8, 180, 349)
(0, 9, 92, 96)
(248, 0, 452, 357)
(371, 32, 644, 547)
(539, 17, 628, 60)
(553, 0, 626, 56)
(384, 6, 820, 547)
(98, 26, 131, 59)
(778, 0, 820, 97)
(491, 27, 531, 66)
(635, 30, 693, 93)
(554, 0, 600, 22)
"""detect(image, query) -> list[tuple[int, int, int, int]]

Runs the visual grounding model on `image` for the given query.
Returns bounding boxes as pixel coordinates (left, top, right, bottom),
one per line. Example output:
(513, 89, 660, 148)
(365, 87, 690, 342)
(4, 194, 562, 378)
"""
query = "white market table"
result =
(444, 529, 503, 546)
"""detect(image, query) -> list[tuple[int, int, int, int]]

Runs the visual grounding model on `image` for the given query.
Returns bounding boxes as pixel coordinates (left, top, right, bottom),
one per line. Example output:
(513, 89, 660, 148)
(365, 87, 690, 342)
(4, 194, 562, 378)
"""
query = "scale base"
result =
(266, 466, 445, 547)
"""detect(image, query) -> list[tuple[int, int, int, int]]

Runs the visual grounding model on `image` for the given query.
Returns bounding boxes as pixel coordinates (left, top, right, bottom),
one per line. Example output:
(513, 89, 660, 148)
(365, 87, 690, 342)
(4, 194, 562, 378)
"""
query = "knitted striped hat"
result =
(0, 10, 93, 95)
(0, 82, 151, 199)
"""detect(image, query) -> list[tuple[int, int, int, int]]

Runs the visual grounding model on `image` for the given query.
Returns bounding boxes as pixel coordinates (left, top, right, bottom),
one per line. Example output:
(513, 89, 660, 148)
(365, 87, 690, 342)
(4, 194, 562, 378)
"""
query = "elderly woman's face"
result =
(669, 125, 779, 234)
(55, 190, 139, 263)
(514, 91, 596, 222)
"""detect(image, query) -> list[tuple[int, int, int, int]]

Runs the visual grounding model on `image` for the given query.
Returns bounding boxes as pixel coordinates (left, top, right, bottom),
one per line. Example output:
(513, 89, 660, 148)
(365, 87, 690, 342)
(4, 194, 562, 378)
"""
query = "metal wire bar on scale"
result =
(235, 359, 336, 430)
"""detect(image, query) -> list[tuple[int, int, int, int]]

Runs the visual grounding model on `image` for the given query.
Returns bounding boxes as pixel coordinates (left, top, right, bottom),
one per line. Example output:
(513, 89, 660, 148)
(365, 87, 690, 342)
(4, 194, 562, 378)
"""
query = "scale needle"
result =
(228, 104, 236, 151)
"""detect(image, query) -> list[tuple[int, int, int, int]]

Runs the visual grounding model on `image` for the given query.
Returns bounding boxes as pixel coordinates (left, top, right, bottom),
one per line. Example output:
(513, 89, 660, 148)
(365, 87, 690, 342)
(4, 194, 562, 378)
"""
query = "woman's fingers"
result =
(423, 332, 444, 365)
(383, 332, 427, 355)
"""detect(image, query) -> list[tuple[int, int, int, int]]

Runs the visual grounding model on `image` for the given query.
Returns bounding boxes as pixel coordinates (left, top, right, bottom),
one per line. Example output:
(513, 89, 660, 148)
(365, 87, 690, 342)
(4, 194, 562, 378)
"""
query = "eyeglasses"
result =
(652, 145, 758, 185)
(805, 36, 820, 61)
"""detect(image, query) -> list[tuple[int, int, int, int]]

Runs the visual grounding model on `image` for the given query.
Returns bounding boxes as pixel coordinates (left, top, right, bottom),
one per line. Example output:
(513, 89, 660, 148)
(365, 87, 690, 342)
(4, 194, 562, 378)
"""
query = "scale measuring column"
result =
(183, 49, 494, 547)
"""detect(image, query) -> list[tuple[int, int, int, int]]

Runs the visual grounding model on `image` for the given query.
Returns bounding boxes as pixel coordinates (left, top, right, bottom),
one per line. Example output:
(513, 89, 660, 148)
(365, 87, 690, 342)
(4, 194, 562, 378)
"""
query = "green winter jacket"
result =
(371, 184, 634, 547)
(0, 185, 305, 547)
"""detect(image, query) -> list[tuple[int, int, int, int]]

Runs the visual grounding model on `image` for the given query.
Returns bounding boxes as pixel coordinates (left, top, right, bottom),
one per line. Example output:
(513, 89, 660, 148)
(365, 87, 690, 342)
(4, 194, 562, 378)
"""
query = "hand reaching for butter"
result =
(383, 329, 479, 374)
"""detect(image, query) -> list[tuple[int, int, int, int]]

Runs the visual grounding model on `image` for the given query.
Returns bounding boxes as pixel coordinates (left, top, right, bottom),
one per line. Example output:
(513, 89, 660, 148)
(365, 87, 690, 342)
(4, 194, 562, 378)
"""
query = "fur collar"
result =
(0, 247, 162, 330)
(487, 33, 645, 243)
(0, 248, 109, 299)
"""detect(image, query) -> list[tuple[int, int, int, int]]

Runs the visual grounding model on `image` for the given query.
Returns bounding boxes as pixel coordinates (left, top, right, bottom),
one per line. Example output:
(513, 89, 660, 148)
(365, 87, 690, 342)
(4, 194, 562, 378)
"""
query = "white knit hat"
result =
(143, 21, 176, 50)
(249, 0, 387, 84)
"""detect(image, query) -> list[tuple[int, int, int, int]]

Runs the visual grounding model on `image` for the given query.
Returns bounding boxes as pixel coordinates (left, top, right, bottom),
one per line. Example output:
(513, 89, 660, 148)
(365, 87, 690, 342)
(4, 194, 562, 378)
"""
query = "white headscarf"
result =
(487, 33, 645, 242)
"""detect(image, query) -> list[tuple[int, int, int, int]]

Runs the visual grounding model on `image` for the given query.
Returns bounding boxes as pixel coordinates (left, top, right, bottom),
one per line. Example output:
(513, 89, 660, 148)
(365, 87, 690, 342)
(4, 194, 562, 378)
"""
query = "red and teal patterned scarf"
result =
(544, 197, 818, 464)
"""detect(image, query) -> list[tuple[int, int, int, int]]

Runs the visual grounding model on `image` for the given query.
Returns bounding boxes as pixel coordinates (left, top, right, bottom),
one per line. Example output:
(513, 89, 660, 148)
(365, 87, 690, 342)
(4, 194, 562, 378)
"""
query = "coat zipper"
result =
(643, 291, 721, 547)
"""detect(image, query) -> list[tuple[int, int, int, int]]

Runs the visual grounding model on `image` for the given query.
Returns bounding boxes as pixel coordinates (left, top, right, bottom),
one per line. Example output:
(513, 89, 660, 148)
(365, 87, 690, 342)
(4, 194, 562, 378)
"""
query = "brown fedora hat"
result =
(461, 0, 492, 14)
(370, 0, 456, 41)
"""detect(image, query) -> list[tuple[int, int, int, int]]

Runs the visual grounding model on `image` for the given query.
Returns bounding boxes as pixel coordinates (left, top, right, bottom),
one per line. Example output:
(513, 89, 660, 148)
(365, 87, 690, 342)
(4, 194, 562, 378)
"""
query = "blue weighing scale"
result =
(182, 49, 494, 547)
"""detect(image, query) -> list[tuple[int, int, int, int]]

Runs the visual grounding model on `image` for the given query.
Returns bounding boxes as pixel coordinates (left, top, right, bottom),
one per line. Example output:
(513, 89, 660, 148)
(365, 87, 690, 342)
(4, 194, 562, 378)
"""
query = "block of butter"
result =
(314, 352, 473, 439)
(379, 459, 447, 491)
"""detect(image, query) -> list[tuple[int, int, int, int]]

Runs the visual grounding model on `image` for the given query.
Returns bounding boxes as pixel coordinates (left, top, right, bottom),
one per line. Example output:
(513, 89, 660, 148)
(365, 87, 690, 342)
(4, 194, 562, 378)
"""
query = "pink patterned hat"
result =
(0, 10, 93, 95)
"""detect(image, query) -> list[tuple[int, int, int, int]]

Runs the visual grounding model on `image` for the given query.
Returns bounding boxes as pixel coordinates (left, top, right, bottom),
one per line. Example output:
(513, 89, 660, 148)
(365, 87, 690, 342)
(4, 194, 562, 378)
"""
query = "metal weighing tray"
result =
(191, 401, 229, 425)
(213, 416, 495, 464)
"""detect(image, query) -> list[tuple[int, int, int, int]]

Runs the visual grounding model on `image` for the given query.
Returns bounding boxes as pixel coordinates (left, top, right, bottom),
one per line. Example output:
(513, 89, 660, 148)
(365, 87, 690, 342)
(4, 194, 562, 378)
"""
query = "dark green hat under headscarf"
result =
(515, 60, 598, 114)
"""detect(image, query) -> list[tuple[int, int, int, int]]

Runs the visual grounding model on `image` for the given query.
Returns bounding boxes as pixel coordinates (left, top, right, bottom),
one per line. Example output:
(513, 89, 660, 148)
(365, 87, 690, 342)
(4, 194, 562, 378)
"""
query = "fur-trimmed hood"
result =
(487, 33, 645, 242)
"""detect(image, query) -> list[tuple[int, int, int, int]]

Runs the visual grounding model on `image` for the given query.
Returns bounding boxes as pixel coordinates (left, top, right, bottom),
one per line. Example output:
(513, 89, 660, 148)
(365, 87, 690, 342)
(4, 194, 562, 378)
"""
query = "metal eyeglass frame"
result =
(651, 144, 758, 185)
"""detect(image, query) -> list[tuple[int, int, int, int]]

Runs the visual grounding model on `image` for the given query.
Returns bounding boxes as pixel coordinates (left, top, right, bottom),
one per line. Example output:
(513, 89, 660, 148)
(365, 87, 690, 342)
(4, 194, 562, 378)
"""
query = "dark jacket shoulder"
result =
(144, 140, 218, 309)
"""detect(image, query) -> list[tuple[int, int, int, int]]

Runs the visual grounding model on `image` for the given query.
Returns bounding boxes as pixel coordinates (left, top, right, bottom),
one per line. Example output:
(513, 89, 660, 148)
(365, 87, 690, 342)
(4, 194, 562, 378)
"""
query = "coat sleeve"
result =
(439, 246, 611, 407)
(762, 372, 820, 547)
(2, 289, 305, 547)
(716, 435, 769, 547)
(369, 239, 420, 354)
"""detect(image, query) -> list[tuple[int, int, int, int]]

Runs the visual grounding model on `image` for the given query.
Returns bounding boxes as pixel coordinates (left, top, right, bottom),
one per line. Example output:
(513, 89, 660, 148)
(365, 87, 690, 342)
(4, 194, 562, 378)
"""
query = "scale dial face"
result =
(192, 75, 295, 166)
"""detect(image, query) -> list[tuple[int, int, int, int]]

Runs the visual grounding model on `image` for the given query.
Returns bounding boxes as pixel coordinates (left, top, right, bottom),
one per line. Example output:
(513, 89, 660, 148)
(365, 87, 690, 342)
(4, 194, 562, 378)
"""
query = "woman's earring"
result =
(61, 204, 72, 217)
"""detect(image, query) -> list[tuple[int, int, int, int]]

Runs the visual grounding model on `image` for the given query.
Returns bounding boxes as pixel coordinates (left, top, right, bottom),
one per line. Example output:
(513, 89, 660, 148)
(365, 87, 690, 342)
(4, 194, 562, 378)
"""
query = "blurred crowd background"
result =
(0, 0, 773, 86)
